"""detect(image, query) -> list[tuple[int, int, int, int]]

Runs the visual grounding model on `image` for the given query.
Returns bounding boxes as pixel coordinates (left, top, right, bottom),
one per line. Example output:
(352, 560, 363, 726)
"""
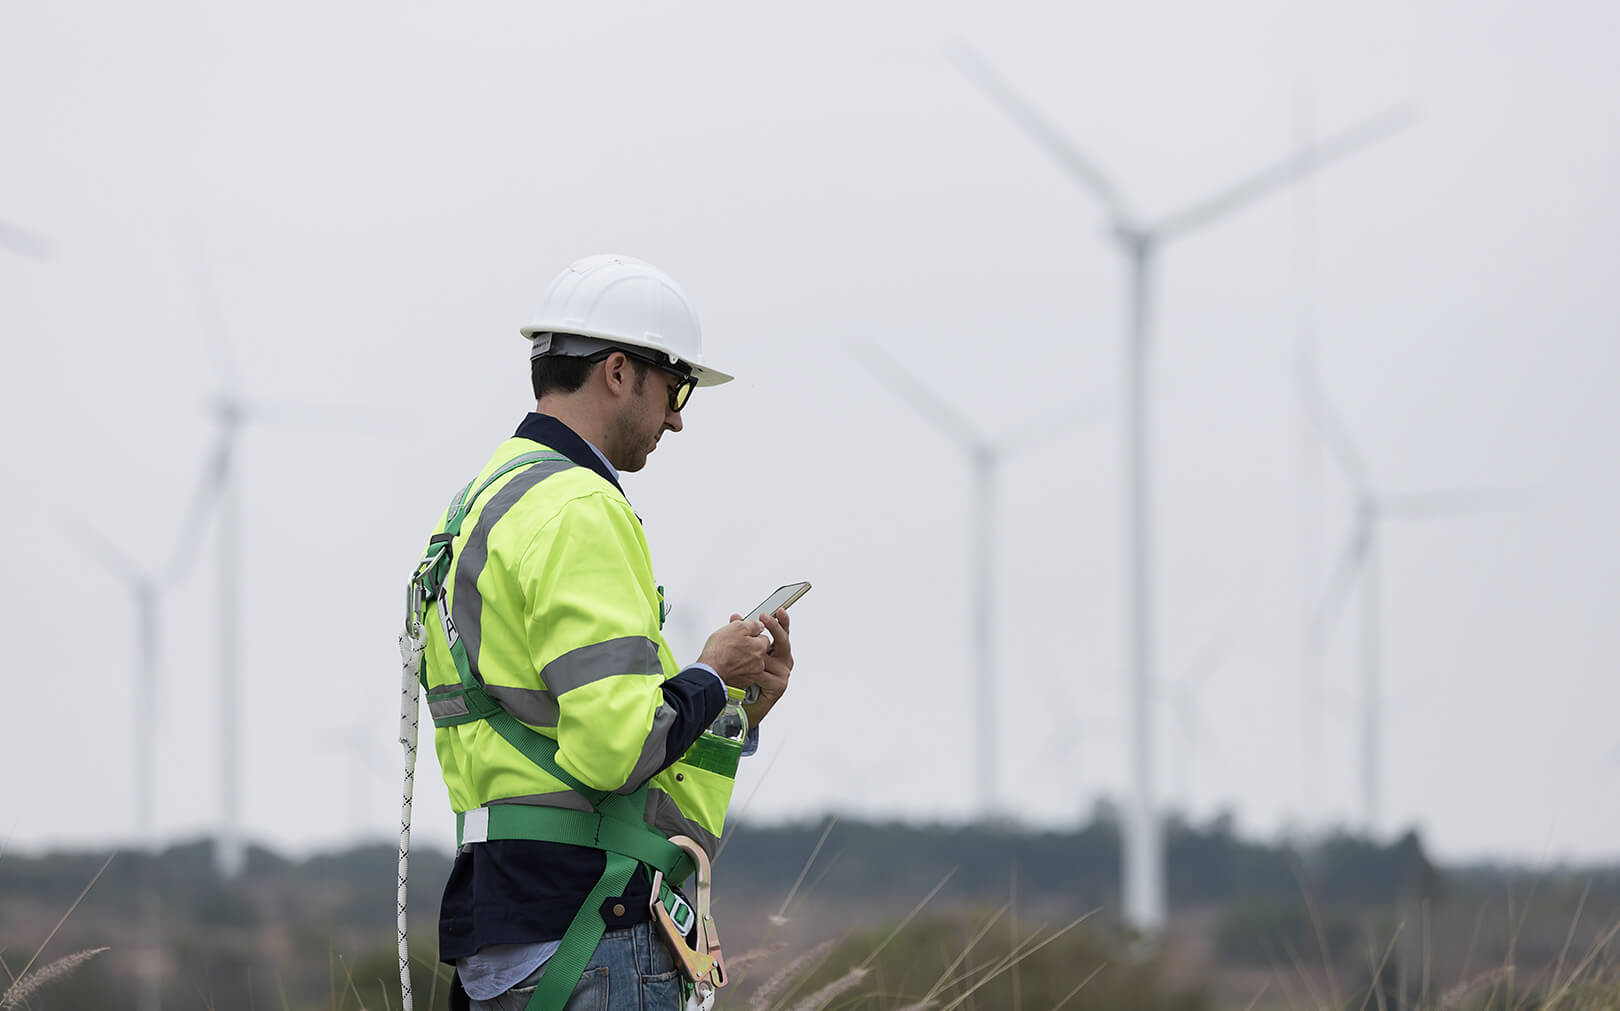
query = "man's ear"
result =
(600, 352, 631, 397)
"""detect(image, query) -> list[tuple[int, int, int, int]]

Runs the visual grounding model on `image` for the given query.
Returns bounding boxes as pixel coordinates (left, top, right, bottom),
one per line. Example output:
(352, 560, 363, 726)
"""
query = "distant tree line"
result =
(711, 808, 1446, 916)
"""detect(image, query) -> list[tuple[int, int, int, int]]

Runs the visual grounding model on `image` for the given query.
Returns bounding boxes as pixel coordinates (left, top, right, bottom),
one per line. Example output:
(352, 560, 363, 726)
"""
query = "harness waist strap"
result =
(456, 804, 691, 880)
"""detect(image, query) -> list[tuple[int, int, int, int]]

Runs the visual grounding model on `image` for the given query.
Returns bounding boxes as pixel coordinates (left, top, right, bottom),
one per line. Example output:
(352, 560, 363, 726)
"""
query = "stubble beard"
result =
(609, 370, 654, 473)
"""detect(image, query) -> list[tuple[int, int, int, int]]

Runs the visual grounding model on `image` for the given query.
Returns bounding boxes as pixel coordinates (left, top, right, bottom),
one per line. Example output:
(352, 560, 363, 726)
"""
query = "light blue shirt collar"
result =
(581, 437, 618, 482)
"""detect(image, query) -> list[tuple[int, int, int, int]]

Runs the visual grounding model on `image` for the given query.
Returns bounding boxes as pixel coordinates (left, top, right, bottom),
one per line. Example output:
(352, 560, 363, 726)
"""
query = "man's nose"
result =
(665, 406, 684, 432)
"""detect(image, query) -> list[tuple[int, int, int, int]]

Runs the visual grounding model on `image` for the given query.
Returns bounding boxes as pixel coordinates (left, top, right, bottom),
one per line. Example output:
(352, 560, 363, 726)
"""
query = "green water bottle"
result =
(707, 686, 749, 743)
(688, 686, 748, 780)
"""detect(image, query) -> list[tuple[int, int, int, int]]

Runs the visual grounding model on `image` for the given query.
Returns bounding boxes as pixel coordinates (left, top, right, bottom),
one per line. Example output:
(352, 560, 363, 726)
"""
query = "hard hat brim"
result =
(522, 324, 733, 387)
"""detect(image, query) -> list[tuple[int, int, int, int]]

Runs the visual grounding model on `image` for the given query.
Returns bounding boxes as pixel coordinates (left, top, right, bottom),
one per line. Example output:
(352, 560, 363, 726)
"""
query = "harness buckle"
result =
(649, 835, 726, 1007)
(664, 889, 696, 936)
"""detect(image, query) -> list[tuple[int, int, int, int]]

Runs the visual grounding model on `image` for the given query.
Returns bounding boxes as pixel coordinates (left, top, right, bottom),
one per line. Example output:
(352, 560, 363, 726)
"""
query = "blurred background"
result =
(3, 0, 1617, 1008)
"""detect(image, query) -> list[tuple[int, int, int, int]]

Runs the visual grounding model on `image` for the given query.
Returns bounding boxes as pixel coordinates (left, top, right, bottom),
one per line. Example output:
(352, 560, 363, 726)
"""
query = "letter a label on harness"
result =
(437, 591, 459, 647)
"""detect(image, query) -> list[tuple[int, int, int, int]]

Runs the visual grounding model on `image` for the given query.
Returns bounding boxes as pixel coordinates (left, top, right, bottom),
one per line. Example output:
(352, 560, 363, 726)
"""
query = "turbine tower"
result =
(61, 533, 164, 1011)
(1306, 379, 1524, 835)
(953, 45, 1412, 933)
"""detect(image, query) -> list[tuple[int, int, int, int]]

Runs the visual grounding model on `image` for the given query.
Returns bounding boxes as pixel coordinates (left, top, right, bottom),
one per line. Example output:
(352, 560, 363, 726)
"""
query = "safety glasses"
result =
(587, 347, 698, 412)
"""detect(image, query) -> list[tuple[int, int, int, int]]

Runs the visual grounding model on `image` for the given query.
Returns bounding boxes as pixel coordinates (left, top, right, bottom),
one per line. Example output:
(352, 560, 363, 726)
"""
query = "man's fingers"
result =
(760, 612, 793, 666)
(761, 612, 789, 645)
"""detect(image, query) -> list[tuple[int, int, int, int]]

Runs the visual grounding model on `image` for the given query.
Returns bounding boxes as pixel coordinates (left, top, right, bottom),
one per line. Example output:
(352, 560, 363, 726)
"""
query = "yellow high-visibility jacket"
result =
(423, 430, 737, 858)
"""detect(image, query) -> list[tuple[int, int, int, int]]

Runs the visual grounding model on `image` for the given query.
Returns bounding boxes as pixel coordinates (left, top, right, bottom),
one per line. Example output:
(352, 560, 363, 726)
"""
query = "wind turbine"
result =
(1161, 543, 1277, 819)
(1163, 629, 1235, 818)
(1306, 378, 1525, 836)
(952, 45, 1413, 934)
(59, 528, 165, 1011)
(852, 344, 1104, 820)
(181, 238, 384, 877)
(176, 239, 252, 879)
(59, 521, 161, 835)
(53, 448, 226, 1011)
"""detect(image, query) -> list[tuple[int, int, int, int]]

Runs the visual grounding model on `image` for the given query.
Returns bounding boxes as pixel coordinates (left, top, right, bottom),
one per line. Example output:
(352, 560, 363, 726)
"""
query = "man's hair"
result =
(531, 351, 647, 401)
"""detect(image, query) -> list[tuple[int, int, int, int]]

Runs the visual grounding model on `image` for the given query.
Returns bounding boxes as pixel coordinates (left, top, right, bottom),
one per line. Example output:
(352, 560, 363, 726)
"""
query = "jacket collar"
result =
(514, 413, 626, 499)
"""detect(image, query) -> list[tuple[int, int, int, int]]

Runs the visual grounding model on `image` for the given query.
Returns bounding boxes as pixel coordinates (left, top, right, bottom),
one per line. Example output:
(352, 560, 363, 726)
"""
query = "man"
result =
(414, 254, 794, 1010)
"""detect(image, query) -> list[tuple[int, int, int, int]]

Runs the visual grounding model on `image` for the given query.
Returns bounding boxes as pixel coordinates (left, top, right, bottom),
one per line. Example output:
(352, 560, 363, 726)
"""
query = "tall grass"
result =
(8, 831, 1620, 1009)
(0, 854, 114, 1009)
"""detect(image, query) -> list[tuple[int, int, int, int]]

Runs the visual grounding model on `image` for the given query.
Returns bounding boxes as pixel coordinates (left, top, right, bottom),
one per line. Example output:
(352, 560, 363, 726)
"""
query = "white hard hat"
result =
(521, 254, 733, 387)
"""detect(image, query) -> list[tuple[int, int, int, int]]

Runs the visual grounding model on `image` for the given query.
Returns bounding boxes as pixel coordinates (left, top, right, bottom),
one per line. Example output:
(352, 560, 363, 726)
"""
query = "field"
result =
(4, 819, 1619, 1009)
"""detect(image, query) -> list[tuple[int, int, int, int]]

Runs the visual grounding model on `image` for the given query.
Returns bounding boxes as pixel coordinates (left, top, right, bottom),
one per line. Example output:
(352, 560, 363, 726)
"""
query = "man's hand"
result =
(698, 617, 769, 691)
(743, 608, 793, 726)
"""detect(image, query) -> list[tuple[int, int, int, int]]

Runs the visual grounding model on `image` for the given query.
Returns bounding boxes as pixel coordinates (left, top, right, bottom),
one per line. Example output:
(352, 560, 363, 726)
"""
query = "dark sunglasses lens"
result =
(670, 378, 695, 411)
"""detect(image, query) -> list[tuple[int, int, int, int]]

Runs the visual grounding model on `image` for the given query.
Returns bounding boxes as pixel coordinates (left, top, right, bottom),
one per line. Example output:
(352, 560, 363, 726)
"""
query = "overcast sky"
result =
(3, 0, 1617, 867)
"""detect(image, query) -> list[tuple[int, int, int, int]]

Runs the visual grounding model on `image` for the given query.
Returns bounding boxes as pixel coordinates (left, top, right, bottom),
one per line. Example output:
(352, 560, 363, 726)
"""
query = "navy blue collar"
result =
(514, 413, 626, 499)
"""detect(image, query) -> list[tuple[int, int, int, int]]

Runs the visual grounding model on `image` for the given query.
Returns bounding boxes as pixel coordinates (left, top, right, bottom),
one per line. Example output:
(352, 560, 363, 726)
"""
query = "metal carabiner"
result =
(405, 540, 453, 636)
(649, 835, 727, 1010)
(405, 579, 425, 637)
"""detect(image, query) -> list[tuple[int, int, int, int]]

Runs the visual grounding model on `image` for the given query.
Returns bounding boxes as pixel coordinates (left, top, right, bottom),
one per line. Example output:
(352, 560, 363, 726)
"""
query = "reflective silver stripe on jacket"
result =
(616, 704, 675, 795)
(542, 636, 662, 696)
(450, 456, 577, 681)
(645, 787, 719, 860)
(487, 790, 595, 813)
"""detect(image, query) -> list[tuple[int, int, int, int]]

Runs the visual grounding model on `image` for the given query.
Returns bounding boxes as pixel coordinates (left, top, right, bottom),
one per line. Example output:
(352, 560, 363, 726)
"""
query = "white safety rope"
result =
(397, 624, 426, 1011)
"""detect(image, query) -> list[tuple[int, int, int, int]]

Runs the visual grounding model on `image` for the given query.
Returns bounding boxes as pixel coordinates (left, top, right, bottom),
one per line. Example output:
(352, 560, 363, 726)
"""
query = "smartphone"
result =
(738, 581, 810, 706)
(741, 581, 810, 623)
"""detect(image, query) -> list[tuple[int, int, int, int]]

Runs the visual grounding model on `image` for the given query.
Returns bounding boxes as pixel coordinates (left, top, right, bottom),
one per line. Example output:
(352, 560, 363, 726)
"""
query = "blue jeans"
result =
(470, 921, 683, 1011)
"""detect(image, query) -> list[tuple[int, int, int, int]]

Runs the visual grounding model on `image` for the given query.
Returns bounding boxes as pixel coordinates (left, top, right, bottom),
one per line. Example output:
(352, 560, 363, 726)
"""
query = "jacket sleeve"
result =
(517, 490, 718, 794)
(657, 666, 727, 771)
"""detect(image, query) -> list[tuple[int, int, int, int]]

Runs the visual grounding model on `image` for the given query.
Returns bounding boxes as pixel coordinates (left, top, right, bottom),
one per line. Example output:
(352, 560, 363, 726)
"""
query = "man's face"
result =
(609, 361, 685, 473)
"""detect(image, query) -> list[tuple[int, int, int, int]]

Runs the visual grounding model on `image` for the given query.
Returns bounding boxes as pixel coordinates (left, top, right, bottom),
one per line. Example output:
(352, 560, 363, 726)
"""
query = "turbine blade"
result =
(994, 390, 1114, 458)
(948, 43, 1137, 227)
(0, 220, 51, 260)
(1382, 487, 1535, 518)
(847, 341, 984, 451)
(1154, 105, 1417, 240)
(162, 433, 233, 586)
(1311, 525, 1369, 656)
(55, 514, 142, 584)
(175, 222, 240, 392)
(1298, 363, 1373, 493)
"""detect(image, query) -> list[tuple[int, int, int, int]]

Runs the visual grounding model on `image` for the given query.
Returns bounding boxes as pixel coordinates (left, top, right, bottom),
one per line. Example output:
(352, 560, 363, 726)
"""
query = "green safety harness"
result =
(400, 452, 698, 1011)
